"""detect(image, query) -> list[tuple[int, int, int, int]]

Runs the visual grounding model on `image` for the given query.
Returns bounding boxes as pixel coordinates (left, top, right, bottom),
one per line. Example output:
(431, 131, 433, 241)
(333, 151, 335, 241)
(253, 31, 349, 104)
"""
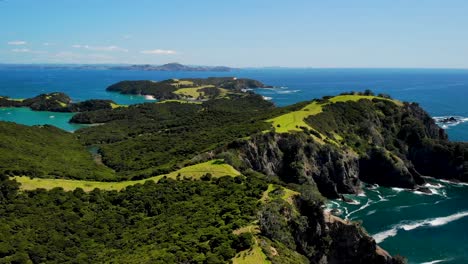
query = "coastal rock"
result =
(325, 212, 401, 264)
(231, 132, 361, 198)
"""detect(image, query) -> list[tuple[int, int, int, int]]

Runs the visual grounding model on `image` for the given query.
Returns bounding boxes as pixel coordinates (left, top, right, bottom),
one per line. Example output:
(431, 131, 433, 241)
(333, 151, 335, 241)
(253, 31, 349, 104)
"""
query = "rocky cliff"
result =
(258, 191, 405, 264)
(226, 96, 468, 198)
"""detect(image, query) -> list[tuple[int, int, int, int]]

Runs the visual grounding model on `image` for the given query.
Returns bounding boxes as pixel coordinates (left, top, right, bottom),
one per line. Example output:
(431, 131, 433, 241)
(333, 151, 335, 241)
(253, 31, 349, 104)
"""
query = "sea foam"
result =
(373, 211, 468, 243)
(433, 116, 468, 129)
(420, 259, 451, 264)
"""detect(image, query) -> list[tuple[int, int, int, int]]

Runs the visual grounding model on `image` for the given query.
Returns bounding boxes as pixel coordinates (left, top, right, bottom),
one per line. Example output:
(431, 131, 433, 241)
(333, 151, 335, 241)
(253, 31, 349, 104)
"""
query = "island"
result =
(0, 62, 235, 72)
(106, 77, 269, 102)
(110, 62, 234, 72)
(0, 93, 118, 112)
(3, 80, 467, 263)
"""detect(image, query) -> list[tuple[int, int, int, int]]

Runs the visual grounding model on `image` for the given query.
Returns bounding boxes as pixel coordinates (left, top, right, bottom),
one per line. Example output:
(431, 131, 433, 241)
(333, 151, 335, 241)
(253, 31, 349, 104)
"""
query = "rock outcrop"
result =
(227, 97, 468, 198)
(230, 132, 361, 198)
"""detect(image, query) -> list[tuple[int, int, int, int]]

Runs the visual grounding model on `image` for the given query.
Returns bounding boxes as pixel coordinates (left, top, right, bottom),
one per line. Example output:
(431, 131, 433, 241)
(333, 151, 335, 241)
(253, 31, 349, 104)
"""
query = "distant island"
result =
(110, 63, 234, 72)
(4, 77, 468, 263)
(0, 93, 118, 112)
(0, 63, 235, 72)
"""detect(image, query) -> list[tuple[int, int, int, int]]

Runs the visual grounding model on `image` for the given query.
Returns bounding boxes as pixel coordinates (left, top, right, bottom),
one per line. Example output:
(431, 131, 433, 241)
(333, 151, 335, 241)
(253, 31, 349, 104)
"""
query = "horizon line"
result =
(1, 63, 468, 71)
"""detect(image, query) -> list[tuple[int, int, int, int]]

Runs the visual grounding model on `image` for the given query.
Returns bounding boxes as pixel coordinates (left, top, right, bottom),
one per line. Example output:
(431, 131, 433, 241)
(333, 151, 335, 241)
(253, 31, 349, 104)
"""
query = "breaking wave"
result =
(373, 211, 468, 243)
(433, 116, 468, 129)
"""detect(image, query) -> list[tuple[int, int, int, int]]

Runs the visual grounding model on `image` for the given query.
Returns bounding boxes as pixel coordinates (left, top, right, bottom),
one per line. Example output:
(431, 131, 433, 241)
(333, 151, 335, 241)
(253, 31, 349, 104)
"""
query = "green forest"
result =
(3, 79, 464, 263)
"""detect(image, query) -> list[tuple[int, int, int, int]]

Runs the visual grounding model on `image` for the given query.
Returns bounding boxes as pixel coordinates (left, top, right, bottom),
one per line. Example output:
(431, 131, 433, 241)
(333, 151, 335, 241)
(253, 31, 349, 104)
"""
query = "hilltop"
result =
(2, 80, 467, 263)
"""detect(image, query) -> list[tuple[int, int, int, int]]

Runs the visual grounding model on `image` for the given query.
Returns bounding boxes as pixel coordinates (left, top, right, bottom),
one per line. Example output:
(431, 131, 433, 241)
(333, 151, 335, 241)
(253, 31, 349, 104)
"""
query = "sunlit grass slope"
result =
(268, 95, 401, 133)
(13, 160, 240, 192)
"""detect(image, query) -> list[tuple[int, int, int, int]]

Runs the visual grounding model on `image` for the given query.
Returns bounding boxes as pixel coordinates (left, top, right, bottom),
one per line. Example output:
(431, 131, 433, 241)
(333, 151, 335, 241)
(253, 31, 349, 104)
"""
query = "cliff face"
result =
(228, 97, 468, 198)
(324, 213, 399, 264)
(230, 133, 361, 198)
(258, 194, 404, 264)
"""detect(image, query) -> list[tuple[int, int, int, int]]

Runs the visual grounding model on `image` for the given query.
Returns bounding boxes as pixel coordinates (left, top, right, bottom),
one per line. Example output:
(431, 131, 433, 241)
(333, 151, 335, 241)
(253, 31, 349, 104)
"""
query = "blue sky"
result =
(1, 0, 467, 68)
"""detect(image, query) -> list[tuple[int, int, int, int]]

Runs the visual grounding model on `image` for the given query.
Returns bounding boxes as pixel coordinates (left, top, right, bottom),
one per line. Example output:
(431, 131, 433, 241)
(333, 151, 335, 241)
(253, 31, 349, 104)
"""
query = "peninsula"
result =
(2, 78, 467, 263)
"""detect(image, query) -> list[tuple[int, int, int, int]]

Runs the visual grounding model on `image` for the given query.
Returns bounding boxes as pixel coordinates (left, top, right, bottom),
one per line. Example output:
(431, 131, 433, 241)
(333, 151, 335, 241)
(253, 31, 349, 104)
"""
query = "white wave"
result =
(430, 188, 447, 198)
(49, 115, 55, 119)
(366, 209, 377, 216)
(373, 211, 468, 243)
(346, 199, 373, 219)
(144, 95, 156, 100)
(424, 183, 444, 189)
(413, 190, 434, 196)
(377, 194, 388, 201)
(373, 228, 398, 243)
(343, 206, 349, 216)
(276, 90, 300, 94)
(392, 187, 405, 192)
(357, 192, 366, 197)
(262, 96, 273, 101)
(421, 258, 451, 264)
(344, 198, 360, 205)
(433, 116, 468, 129)
(258, 87, 276, 91)
(438, 179, 468, 187)
(327, 200, 340, 209)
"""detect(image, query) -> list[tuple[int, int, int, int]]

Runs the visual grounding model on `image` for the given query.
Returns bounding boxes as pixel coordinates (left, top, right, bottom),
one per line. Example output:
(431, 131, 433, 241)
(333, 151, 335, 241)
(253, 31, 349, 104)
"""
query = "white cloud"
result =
(43, 42, 55, 46)
(140, 49, 177, 55)
(11, 48, 31, 53)
(8, 40, 27, 45)
(71, 44, 128, 52)
(11, 48, 46, 54)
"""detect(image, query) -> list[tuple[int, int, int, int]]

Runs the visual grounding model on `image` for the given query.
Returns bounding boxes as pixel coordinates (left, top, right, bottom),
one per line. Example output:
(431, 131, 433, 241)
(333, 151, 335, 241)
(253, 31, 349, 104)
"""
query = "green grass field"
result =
(268, 95, 401, 133)
(110, 103, 128, 109)
(174, 85, 216, 98)
(260, 184, 300, 204)
(13, 160, 240, 192)
(158, 99, 202, 104)
(170, 79, 194, 87)
(232, 242, 270, 264)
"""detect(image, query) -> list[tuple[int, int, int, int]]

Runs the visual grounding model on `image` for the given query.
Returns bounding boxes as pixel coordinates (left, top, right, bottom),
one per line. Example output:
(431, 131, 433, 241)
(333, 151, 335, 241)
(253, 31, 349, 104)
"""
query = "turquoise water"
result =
(1, 68, 467, 141)
(0, 107, 85, 132)
(1, 68, 468, 262)
(327, 180, 468, 264)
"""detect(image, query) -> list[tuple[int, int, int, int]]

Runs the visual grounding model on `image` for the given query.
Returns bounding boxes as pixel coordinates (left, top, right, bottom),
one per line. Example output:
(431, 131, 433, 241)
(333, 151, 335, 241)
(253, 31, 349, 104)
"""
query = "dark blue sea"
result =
(1, 68, 467, 263)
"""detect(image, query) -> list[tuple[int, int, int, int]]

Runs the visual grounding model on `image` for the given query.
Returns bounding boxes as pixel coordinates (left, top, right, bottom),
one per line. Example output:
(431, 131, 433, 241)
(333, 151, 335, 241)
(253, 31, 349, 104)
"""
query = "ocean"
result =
(1, 68, 467, 263)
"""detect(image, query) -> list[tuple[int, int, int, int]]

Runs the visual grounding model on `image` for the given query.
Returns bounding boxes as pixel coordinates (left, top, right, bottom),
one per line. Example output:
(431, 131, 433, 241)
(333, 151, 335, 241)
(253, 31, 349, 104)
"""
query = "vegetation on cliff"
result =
(4, 84, 466, 263)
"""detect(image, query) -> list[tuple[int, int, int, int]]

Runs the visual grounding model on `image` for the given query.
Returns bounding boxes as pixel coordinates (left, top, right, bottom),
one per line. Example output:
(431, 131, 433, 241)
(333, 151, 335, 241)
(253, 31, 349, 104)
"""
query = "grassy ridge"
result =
(174, 85, 215, 98)
(13, 160, 240, 191)
(268, 95, 400, 133)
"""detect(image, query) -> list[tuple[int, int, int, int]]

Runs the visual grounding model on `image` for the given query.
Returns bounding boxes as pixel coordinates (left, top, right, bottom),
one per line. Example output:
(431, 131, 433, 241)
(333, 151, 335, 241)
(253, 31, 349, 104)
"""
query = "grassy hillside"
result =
(14, 160, 240, 191)
(268, 94, 401, 134)
(0, 122, 115, 181)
